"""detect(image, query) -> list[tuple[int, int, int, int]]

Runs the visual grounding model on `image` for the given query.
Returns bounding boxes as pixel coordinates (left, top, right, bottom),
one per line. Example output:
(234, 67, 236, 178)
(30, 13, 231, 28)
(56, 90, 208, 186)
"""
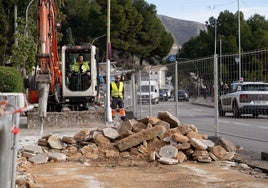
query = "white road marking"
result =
(258, 126, 268, 130)
(192, 109, 202, 111)
(220, 120, 250, 127)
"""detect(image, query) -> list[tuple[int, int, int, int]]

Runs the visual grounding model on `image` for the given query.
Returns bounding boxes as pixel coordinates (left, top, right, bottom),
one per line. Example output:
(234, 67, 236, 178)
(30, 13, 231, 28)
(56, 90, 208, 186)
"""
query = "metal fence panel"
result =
(127, 49, 268, 156)
(0, 93, 24, 188)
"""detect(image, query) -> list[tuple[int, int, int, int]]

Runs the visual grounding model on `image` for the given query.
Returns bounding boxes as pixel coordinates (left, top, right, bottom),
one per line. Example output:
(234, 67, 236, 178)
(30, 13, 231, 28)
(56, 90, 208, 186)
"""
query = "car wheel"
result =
(218, 102, 225, 117)
(232, 102, 241, 118)
(252, 112, 259, 118)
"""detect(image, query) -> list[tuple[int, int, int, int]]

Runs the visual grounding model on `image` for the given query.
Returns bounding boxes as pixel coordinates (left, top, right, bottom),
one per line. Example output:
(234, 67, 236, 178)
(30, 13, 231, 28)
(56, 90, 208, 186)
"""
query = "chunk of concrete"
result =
(48, 152, 67, 161)
(116, 125, 166, 151)
(47, 135, 64, 150)
(73, 128, 90, 141)
(159, 145, 178, 158)
(158, 157, 178, 165)
(28, 153, 49, 164)
(190, 138, 207, 150)
(23, 145, 43, 154)
(157, 111, 180, 128)
(217, 137, 237, 152)
(103, 127, 119, 140)
(209, 145, 227, 160)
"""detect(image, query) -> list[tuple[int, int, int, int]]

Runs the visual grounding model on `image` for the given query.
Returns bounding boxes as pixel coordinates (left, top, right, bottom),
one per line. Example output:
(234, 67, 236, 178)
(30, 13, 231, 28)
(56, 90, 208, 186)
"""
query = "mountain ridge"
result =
(158, 15, 207, 51)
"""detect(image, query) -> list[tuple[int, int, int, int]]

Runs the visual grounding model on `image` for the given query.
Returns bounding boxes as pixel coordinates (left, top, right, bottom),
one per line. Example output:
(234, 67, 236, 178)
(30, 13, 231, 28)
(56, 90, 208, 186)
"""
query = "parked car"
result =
(159, 89, 168, 101)
(218, 81, 268, 117)
(175, 90, 189, 101)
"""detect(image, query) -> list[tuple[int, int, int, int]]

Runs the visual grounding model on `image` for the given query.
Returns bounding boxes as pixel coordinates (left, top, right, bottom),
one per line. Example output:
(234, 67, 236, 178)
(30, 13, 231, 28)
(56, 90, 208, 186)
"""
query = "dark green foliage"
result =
(0, 66, 24, 92)
(60, 0, 173, 65)
(0, 0, 9, 65)
(179, 10, 268, 59)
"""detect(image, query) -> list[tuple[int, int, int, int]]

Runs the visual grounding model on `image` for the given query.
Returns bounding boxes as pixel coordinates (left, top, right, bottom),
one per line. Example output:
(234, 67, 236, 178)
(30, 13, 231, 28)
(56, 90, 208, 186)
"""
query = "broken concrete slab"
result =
(201, 139, 215, 148)
(73, 128, 90, 141)
(116, 125, 166, 151)
(23, 145, 43, 154)
(190, 138, 208, 150)
(157, 111, 180, 128)
(48, 152, 67, 161)
(158, 157, 178, 165)
(217, 137, 237, 152)
(159, 145, 178, 158)
(103, 127, 119, 140)
(176, 151, 187, 163)
(209, 145, 227, 160)
(172, 133, 189, 143)
(47, 135, 64, 150)
(28, 153, 49, 164)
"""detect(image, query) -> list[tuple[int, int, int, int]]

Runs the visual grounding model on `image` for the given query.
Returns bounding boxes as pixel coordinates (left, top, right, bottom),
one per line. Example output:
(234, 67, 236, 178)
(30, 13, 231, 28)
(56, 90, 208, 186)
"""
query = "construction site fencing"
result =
(0, 94, 23, 188)
(124, 49, 268, 155)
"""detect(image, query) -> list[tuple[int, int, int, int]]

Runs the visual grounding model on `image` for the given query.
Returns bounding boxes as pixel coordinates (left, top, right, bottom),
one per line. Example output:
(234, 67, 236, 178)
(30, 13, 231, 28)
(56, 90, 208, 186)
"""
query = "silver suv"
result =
(218, 81, 268, 117)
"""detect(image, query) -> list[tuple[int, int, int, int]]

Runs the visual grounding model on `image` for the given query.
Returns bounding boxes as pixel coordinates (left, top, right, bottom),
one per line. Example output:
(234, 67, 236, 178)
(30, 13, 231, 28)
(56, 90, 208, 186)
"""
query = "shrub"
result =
(0, 66, 24, 92)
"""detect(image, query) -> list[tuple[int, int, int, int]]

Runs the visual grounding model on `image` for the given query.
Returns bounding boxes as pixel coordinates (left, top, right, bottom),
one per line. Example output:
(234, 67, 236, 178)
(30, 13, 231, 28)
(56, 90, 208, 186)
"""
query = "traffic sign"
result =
(169, 54, 176, 62)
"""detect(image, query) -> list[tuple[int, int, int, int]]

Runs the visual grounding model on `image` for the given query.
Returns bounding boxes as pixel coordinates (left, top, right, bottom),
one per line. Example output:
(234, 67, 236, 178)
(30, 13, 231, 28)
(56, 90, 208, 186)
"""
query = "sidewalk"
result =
(191, 96, 215, 107)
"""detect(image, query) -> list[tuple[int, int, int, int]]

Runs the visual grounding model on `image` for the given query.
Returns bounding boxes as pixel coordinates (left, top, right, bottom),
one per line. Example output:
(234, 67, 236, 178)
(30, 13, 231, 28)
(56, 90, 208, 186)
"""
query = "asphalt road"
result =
(135, 99, 268, 157)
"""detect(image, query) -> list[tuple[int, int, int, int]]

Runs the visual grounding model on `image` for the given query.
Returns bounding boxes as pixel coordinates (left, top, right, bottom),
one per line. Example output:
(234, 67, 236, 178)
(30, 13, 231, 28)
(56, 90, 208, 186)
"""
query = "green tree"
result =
(60, 0, 173, 66)
(0, 0, 9, 65)
(11, 17, 37, 76)
(246, 14, 268, 50)
(132, 0, 173, 65)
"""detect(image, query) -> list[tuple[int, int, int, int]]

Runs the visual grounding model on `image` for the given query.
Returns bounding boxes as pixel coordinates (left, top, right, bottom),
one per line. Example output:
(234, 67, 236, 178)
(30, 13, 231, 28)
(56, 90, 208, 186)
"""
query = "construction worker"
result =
(110, 74, 126, 121)
(68, 54, 90, 91)
(70, 54, 90, 74)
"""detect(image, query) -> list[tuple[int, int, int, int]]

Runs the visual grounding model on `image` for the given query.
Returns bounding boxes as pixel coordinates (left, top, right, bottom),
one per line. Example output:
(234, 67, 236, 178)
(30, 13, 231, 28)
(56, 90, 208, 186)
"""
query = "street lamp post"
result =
(24, 0, 35, 37)
(238, 0, 241, 80)
(91, 34, 107, 45)
(106, 0, 112, 122)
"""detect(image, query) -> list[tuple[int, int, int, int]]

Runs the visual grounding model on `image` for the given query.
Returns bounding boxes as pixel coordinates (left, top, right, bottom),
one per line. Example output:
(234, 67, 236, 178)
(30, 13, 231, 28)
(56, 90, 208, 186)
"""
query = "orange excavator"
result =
(27, 0, 103, 129)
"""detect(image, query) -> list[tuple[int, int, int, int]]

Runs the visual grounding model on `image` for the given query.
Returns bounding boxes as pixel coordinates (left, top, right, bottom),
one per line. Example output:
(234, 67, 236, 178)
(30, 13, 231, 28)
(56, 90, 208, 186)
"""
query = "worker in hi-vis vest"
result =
(110, 74, 126, 121)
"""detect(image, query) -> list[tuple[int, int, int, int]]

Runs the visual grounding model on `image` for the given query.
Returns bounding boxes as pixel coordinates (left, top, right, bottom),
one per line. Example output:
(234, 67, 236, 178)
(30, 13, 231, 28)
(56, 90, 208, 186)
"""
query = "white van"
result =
(137, 80, 159, 104)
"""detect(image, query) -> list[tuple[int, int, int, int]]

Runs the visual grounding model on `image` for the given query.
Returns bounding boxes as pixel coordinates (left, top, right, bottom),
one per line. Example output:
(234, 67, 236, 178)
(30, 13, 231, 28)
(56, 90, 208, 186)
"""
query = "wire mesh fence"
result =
(123, 49, 268, 155)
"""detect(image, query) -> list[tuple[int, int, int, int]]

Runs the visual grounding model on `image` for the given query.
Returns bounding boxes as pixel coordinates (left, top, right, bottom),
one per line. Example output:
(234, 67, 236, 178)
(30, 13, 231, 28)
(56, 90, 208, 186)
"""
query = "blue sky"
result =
(146, 0, 268, 23)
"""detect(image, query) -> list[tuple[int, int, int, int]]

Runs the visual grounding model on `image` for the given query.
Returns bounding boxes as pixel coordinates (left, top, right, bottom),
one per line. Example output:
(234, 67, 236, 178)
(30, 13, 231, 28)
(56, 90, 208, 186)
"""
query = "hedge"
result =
(0, 66, 24, 92)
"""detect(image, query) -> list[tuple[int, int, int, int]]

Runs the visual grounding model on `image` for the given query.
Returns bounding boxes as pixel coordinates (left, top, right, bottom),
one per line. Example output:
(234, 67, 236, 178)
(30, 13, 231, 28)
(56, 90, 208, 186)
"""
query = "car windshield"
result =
(241, 84, 268, 91)
(138, 85, 154, 92)
(159, 89, 166, 94)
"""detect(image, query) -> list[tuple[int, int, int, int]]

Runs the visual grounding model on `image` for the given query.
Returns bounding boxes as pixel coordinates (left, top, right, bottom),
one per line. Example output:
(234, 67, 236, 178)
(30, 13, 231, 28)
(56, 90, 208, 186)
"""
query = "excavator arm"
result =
(27, 0, 104, 130)
(37, 0, 62, 127)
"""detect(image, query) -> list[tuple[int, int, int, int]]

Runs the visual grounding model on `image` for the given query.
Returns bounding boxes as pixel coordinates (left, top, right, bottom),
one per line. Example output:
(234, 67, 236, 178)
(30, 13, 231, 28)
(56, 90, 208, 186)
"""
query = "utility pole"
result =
(238, 0, 241, 80)
(106, 0, 112, 122)
(14, 5, 18, 46)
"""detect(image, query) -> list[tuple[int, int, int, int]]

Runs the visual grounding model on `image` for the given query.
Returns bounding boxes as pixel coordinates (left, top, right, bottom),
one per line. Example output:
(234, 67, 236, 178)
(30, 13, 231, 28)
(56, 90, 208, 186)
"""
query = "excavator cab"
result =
(61, 45, 98, 110)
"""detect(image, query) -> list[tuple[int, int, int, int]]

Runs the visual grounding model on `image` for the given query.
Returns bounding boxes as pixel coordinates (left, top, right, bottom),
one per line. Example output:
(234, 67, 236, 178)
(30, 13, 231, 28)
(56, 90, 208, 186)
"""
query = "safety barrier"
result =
(123, 49, 268, 157)
(0, 93, 33, 188)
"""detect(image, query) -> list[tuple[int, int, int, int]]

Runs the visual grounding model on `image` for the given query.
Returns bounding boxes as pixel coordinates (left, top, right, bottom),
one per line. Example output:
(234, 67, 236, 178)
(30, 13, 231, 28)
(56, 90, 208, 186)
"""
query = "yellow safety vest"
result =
(71, 62, 90, 73)
(111, 81, 124, 99)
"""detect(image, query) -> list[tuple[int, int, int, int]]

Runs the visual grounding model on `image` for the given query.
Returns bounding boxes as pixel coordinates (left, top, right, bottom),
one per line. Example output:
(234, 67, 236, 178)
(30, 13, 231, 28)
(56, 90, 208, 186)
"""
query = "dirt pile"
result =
(16, 111, 240, 187)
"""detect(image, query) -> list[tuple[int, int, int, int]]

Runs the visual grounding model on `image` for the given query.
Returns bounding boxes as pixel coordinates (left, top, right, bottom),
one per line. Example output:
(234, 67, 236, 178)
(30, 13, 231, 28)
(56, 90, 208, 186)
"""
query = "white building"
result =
(138, 65, 169, 89)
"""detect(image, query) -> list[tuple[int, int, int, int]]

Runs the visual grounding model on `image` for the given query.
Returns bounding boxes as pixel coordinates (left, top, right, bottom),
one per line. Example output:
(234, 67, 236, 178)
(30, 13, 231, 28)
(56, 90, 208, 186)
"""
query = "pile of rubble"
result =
(16, 111, 239, 186)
